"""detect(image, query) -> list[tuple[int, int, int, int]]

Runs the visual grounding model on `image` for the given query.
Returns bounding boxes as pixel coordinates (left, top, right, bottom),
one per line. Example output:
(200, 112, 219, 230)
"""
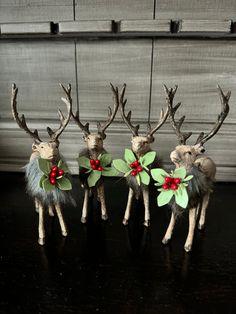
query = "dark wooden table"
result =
(0, 173, 235, 314)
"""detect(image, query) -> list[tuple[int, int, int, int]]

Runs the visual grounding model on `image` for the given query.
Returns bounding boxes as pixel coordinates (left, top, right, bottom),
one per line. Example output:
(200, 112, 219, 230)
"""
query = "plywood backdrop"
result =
(0, 0, 235, 181)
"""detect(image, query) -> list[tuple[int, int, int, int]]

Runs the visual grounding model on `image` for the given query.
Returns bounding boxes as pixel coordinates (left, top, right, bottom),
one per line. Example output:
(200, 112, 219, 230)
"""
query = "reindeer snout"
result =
(170, 151, 180, 164)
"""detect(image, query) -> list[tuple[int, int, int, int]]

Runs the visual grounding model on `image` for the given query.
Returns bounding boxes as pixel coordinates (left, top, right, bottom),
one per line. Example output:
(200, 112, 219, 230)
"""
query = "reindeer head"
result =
(72, 83, 119, 153)
(166, 85, 230, 169)
(119, 84, 169, 157)
(11, 83, 72, 161)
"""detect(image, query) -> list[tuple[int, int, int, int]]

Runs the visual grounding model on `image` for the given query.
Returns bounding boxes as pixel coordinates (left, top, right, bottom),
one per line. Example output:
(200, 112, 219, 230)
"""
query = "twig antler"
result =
(119, 83, 140, 136)
(164, 84, 192, 145)
(195, 85, 230, 145)
(47, 83, 72, 142)
(11, 83, 42, 143)
(146, 99, 169, 142)
(97, 83, 119, 139)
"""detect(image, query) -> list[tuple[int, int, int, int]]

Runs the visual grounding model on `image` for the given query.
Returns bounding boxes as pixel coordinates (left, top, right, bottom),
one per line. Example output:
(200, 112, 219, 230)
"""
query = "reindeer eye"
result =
(40, 146, 44, 149)
(188, 152, 192, 155)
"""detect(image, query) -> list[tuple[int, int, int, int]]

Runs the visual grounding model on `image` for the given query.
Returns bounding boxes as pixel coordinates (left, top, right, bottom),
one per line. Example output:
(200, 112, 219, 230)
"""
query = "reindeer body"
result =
(120, 85, 169, 227)
(11, 84, 73, 245)
(162, 85, 230, 252)
(73, 85, 119, 223)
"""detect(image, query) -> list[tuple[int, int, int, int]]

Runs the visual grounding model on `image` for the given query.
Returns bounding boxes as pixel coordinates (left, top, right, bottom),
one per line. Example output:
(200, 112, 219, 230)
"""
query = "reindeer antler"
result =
(47, 83, 72, 142)
(119, 83, 140, 136)
(97, 83, 119, 139)
(165, 84, 192, 145)
(11, 83, 42, 142)
(146, 97, 169, 142)
(195, 85, 230, 145)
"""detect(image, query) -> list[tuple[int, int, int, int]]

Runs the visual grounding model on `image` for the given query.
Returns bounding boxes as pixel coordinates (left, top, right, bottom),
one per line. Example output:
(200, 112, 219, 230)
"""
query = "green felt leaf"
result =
(173, 167, 186, 179)
(39, 175, 47, 188)
(139, 170, 150, 185)
(42, 178, 55, 192)
(151, 168, 169, 184)
(157, 190, 174, 207)
(87, 170, 101, 187)
(113, 159, 130, 174)
(124, 170, 132, 177)
(140, 151, 156, 167)
(78, 156, 91, 169)
(184, 175, 194, 182)
(57, 160, 69, 173)
(175, 184, 189, 208)
(102, 167, 119, 177)
(38, 158, 50, 175)
(100, 154, 112, 167)
(57, 176, 72, 190)
(136, 174, 141, 186)
(124, 149, 136, 164)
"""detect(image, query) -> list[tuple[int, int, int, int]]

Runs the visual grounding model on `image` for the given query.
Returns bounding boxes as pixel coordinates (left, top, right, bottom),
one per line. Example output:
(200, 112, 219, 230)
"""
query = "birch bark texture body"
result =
(11, 83, 73, 245)
(119, 84, 169, 227)
(73, 84, 119, 223)
(162, 85, 230, 252)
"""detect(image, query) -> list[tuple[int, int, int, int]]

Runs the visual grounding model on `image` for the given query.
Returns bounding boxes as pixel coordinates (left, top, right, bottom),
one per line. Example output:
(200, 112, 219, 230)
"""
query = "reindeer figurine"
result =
(118, 84, 169, 227)
(72, 83, 119, 223)
(161, 84, 230, 252)
(11, 83, 74, 245)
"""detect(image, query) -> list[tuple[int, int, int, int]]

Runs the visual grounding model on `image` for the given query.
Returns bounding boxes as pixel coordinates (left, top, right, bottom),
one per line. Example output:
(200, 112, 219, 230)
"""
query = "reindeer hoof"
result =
(143, 220, 150, 227)
(38, 237, 45, 246)
(62, 230, 68, 237)
(48, 211, 54, 217)
(35, 208, 39, 214)
(123, 218, 129, 226)
(162, 237, 171, 245)
(101, 214, 108, 221)
(198, 223, 205, 230)
(184, 244, 192, 252)
(81, 217, 87, 224)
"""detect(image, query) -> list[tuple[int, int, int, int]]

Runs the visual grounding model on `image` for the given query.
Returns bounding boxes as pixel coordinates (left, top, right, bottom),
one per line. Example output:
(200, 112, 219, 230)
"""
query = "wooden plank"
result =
(180, 20, 231, 33)
(76, 39, 152, 122)
(59, 20, 113, 34)
(0, 0, 73, 23)
(0, 22, 52, 35)
(76, 0, 154, 20)
(0, 41, 77, 119)
(155, 0, 236, 20)
(118, 19, 170, 33)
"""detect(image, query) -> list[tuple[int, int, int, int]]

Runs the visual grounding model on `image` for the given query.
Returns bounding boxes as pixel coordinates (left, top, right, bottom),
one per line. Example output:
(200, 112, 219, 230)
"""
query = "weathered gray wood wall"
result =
(0, 0, 235, 181)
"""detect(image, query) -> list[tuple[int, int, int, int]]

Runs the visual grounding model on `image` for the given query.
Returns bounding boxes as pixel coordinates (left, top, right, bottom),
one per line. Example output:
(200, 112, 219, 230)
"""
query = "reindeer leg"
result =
(54, 203, 68, 237)
(81, 189, 89, 223)
(38, 201, 45, 245)
(97, 184, 108, 221)
(162, 211, 176, 245)
(48, 204, 55, 217)
(198, 192, 210, 230)
(142, 187, 150, 227)
(184, 207, 197, 252)
(35, 198, 39, 213)
(123, 188, 134, 225)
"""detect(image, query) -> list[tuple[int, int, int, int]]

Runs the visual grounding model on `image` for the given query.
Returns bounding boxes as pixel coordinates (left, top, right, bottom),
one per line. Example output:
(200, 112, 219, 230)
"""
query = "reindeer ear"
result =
(147, 135, 155, 143)
(32, 143, 38, 151)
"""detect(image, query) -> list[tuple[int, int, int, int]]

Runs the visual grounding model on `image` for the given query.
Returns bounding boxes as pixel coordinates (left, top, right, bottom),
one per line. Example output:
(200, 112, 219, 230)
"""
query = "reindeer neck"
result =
(88, 148, 105, 160)
(133, 148, 151, 159)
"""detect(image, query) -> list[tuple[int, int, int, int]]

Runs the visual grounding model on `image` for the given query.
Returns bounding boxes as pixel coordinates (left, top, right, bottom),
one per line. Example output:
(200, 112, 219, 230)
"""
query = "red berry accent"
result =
(97, 166, 102, 171)
(171, 183, 178, 190)
(50, 171, 57, 178)
(95, 159, 100, 166)
(50, 178, 56, 185)
(91, 165, 97, 170)
(136, 166, 143, 172)
(131, 170, 137, 176)
(165, 176, 173, 183)
(58, 169, 64, 176)
(174, 178, 181, 184)
(133, 161, 139, 167)
(129, 163, 135, 168)
(51, 166, 58, 172)
(162, 183, 170, 190)
(90, 159, 95, 166)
